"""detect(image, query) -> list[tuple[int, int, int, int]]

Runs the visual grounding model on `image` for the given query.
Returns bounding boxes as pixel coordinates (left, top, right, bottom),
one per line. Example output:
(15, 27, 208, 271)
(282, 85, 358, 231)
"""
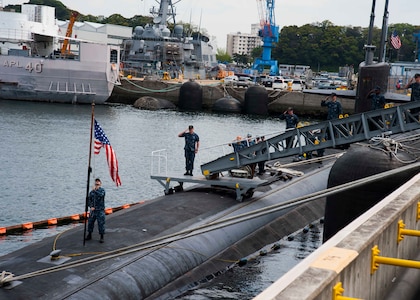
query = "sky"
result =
(3, 0, 418, 50)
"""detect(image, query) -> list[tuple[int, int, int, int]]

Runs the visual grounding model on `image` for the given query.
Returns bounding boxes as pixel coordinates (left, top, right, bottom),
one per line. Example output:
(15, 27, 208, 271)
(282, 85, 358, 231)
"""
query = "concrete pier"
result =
(108, 77, 358, 116)
(109, 77, 411, 118)
(254, 171, 420, 300)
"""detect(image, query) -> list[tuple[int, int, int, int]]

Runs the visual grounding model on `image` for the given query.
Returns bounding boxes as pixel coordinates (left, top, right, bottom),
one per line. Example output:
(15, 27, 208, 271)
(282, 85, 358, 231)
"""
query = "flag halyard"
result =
(94, 119, 121, 186)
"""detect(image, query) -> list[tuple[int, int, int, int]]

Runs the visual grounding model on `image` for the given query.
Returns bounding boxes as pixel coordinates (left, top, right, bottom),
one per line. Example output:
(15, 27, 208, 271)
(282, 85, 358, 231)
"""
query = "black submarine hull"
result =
(0, 162, 333, 299)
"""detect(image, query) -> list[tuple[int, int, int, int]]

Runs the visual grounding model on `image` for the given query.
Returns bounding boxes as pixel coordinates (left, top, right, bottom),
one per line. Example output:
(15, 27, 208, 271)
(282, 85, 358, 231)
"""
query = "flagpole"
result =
(83, 103, 95, 246)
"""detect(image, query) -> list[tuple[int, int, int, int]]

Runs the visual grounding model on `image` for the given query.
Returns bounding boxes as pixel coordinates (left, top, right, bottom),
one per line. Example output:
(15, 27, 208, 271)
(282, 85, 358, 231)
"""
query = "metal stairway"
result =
(201, 101, 420, 176)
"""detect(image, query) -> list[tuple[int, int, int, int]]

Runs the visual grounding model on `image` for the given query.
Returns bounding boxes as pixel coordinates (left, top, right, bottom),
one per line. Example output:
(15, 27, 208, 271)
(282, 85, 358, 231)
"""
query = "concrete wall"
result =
(268, 92, 355, 117)
(254, 173, 420, 300)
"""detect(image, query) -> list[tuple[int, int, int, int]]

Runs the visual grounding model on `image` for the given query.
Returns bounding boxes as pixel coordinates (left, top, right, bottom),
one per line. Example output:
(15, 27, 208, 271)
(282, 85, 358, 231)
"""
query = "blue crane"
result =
(414, 31, 420, 62)
(252, 0, 279, 75)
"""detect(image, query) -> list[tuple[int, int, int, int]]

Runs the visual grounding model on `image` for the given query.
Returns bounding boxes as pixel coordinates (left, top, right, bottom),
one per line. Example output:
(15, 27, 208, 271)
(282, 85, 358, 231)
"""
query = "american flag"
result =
(390, 30, 402, 50)
(94, 119, 121, 186)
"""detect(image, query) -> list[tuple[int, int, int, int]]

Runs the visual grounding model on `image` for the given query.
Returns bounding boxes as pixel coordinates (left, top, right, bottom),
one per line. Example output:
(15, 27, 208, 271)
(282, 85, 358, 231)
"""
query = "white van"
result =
(223, 75, 238, 85)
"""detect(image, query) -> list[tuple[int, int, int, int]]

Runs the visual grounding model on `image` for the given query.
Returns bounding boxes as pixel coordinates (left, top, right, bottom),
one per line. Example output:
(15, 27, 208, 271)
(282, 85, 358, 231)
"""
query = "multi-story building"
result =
(226, 27, 262, 57)
(57, 20, 132, 46)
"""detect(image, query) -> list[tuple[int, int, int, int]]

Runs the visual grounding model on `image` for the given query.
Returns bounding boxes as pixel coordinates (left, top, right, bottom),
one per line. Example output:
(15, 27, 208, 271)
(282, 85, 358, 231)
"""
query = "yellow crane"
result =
(61, 11, 79, 56)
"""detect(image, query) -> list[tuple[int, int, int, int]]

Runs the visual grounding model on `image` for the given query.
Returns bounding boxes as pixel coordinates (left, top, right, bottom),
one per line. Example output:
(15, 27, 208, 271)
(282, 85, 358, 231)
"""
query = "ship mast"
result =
(364, 0, 376, 65)
(378, 0, 389, 62)
(150, 0, 181, 27)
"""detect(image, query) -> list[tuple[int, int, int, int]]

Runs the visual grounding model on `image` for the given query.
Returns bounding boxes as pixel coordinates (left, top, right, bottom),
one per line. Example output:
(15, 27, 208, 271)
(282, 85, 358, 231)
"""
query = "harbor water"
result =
(0, 100, 322, 298)
(176, 221, 323, 299)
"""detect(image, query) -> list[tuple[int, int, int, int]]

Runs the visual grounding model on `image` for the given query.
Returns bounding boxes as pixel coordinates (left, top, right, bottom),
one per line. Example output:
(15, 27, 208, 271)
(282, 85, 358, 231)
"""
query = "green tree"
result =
(216, 49, 232, 63)
(233, 53, 250, 67)
(271, 21, 419, 73)
(79, 14, 101, 23)
(105, 14, 130, 27)
(251, 47, 262, 61)
(387, 24, 420, 62)
(127, 15, 153, 28)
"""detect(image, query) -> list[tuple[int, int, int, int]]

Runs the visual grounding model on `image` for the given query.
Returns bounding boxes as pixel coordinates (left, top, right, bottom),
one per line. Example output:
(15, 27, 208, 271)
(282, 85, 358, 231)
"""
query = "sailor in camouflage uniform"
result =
(86, 178, 106, 243)
(178, 125, 200, 176)
(321, 93, 343, 142)
(321, 92, 343, 120)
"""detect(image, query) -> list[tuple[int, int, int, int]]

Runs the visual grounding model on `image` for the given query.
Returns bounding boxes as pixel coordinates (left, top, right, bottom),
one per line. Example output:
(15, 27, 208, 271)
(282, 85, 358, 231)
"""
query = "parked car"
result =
(259, 75, 274, 87)
(223, 75, 238, 85)
(317, 79, 335, 89)
(272, 78, 288, 90)
(236, 76, 257, 88)
(291, 79, 305, 91)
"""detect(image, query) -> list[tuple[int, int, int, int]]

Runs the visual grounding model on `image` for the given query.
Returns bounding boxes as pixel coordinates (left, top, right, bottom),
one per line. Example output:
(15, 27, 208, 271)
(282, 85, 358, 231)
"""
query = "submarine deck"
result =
(0, 153, 341, 299)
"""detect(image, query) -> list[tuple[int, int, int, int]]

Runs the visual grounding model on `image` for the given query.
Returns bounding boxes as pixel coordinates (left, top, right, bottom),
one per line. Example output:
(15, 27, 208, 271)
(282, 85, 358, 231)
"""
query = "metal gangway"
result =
(150, 149, 268, 201)
(201, 101, 420, 177)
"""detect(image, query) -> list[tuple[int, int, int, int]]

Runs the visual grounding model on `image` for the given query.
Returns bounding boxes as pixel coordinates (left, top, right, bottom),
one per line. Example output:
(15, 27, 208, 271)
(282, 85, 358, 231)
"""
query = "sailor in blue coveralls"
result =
(368, 86, 386, 110)
(404, 74, 420, 119)
(321, 92, 343, 140)
(321, 92, 343, 120)
(178, 125, 200, 176)
(279, 107, 299, 148)
(86, 178, 106, 243)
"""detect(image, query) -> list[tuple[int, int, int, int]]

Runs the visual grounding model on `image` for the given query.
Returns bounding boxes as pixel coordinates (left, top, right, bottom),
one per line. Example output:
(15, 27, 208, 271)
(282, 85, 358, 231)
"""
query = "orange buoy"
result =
(48, 218, 57, 225)
(22, 222, 33, 230)
(71, 214, 80, 221)
(3, 201, 145, 236)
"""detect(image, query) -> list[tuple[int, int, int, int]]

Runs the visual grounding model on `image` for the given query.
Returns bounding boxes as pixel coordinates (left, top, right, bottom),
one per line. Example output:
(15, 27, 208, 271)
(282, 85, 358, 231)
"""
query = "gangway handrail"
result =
(201, 101, 420, 176)
(197, 131, 283, 168)
(151, 149, 168, 176)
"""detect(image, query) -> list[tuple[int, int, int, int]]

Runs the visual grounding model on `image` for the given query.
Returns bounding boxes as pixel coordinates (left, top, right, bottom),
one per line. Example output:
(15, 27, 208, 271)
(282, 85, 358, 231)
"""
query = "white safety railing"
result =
(151, 149, 168, 176)
(0, 28, 32, 41)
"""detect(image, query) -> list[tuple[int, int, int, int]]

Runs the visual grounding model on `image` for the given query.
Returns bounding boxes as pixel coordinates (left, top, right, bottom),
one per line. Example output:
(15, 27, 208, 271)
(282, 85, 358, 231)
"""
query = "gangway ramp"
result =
(201, 101, 420, 176)
(150, 149, 268, 202)
(150, 172, 267, 202)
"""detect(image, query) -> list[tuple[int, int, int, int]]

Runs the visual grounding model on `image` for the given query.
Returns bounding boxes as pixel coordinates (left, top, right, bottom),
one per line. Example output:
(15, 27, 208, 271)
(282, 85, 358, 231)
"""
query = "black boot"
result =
(99, 234, 104, 243)
(86, 232, 92, 241)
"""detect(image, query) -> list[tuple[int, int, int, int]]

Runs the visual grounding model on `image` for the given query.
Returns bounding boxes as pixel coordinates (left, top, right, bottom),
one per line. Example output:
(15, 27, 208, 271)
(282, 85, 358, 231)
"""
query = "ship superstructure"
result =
(121, 0, 217, 79)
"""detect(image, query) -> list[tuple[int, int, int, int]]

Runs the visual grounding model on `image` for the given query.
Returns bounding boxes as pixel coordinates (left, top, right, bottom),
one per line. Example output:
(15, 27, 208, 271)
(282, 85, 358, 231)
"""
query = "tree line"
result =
(272, 21, 420, 72)
(219, 21, 420, 73)
(7, 1, 420, 72)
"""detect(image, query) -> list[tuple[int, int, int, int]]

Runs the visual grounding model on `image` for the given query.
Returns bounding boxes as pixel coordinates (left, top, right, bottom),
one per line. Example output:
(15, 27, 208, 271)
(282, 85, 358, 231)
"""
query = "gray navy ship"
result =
(0, 4, 121, 104)
(120, 0, 217, 80)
